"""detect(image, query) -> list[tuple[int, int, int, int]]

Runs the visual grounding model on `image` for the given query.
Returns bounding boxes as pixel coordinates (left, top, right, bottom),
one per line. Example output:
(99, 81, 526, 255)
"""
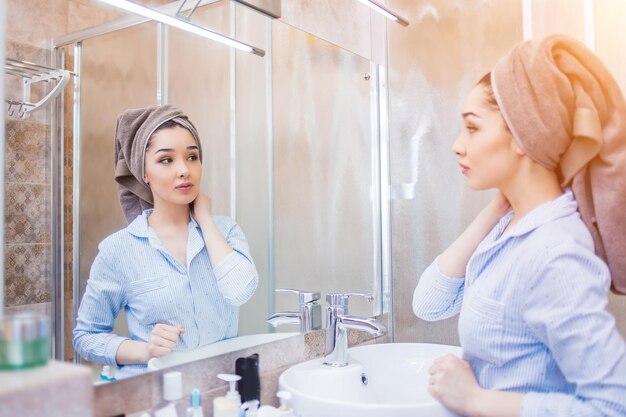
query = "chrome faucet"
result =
(323, 292, 386, 367)
(267, 288, 322, 333)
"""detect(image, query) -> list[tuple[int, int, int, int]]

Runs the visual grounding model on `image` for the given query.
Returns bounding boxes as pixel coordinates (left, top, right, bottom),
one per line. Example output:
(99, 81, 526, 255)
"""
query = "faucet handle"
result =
(326, 292, 374, 308)
(345, 293, 374, 302)
(275, 288, 321, 305)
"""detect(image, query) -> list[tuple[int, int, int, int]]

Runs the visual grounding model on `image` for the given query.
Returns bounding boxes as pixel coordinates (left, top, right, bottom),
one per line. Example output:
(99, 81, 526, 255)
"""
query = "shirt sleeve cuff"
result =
(521, 392, 542, 417)
(213, 251, 240, 281)
(104, 335, 129, 367)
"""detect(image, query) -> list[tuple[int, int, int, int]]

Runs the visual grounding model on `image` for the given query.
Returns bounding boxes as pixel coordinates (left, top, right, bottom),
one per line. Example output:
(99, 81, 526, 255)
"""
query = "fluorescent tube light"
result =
(357, 0, 409, 26)
(99, 0, 266, 56)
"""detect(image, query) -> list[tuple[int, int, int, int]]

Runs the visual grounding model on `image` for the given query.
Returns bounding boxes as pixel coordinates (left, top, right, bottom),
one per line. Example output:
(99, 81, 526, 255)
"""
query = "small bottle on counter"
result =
(154, 371, 183, 417)
(185, 388, 204, 417)
(257, 391, 294, 417)
(99, 365, 116, 382)
(240, 399, 260, 417)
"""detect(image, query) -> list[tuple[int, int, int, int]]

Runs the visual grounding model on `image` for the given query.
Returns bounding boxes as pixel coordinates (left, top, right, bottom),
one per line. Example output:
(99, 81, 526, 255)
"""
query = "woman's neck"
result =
(148, 203, 190, 232)
(500, 161, 563, 226)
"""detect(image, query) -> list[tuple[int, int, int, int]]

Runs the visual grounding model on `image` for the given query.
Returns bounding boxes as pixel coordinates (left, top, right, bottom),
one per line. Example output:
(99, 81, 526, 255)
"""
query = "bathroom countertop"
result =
(0, 360, 94, 417)
(0, 361, 87, 391)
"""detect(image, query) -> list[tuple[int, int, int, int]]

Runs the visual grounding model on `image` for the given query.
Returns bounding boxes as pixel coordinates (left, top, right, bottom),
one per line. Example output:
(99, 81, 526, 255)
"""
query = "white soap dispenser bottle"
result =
(213, 373, 242, 417)
(258, 391, 294, 417)
(276, 391, 295, 417)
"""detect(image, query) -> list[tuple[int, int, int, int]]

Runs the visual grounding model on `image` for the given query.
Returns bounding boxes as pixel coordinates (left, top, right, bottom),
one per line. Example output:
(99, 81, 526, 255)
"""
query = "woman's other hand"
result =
(147, 323, 185, 359)
(191, 192, 212, 225)
(437, 191, 511, 278)
(486, 191, 512, 220)
(428, 354, 482, 416)
(191, 192, 234, 266)
(428, 353, 524, 417)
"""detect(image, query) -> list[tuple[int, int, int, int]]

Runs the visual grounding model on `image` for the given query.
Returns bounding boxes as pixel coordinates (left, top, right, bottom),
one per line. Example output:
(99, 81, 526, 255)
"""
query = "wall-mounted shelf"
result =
(4, 58, 73, 119)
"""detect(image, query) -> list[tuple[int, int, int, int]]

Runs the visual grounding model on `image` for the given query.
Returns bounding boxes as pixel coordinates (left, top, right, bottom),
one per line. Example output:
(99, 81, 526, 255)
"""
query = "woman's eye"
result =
(159, 158, 172, 164)
(187, 154, 199, 161)
(466, 125, 477, 133)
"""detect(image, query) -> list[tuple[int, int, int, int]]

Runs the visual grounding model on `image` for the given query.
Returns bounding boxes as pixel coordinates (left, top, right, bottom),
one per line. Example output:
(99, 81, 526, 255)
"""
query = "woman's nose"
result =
(177, 161, 190, 177)
(452, 134, 465, 157)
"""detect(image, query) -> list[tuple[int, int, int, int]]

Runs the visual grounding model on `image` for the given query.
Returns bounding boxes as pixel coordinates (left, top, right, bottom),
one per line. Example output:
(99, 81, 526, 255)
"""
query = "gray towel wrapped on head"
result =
(114, 105, 202, 223)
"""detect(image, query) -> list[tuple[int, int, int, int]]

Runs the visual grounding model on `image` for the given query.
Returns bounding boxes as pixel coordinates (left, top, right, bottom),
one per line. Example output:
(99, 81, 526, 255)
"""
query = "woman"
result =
(74, 105, 259, 378)
(413, 35, 626, 416)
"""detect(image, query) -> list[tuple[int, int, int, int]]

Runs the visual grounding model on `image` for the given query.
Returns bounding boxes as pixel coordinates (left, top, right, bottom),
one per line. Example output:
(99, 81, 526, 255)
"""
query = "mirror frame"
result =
(49, 0, 392, 382)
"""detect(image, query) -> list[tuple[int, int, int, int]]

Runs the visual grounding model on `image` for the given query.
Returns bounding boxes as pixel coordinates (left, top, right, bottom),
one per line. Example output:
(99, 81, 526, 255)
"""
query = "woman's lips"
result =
(175, 183, 193, 191)
(459, 163, 469, 175)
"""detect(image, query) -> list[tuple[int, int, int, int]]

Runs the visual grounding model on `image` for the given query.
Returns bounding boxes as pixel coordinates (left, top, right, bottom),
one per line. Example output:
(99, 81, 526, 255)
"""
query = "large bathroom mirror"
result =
(52, 0, 386, 381)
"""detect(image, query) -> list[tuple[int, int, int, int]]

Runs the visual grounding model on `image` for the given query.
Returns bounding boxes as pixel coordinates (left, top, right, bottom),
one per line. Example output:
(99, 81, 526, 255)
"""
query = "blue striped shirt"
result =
(413, 190, 626, 416)
(73, 210, 259, 378)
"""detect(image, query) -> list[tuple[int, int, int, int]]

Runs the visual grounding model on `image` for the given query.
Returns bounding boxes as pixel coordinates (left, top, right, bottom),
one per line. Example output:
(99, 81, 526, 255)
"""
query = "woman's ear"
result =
(511, 138, 526, 156)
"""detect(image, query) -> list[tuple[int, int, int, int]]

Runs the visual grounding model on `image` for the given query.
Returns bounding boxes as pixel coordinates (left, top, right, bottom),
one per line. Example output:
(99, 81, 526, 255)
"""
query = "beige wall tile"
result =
(5, 183, 51, 243)
(5, 119, 50, 183)
(4, 244, 52, 305)
(64, 282, 76, 361)
(4, 0, 66, 310)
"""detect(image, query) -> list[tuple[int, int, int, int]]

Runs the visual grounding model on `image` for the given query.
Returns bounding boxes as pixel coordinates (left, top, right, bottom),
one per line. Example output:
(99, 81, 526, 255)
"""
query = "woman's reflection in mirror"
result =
(73, 105, 259, 378)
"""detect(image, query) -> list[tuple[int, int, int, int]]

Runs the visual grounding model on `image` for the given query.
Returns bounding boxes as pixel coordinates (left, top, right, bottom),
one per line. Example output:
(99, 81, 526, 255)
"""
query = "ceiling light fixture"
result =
(99, 0, 266, 57)
(357, 0, 409, 26)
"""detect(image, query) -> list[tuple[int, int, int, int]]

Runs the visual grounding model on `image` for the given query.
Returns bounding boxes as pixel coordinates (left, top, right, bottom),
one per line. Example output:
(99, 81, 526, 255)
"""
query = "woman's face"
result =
(144, 126, 202, 208)
(452, 84, 521, 190)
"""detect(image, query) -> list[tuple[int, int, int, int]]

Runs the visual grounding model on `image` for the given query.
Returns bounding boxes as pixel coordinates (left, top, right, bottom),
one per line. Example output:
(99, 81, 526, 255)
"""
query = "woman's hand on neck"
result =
(191, 192, 234, 267)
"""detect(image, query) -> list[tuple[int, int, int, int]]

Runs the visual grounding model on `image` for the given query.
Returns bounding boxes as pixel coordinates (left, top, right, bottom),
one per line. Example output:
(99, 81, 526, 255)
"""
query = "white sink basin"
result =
(279, 343, 462, 417)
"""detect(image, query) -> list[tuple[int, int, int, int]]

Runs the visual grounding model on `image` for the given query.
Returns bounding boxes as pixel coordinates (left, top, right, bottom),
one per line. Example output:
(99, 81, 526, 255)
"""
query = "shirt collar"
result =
(126, 208, 200, 238)
(490, 188, 578, 242)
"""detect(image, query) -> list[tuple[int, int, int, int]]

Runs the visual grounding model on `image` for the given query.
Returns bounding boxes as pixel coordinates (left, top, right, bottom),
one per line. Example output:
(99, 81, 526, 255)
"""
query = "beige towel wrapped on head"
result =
(491, 34, 626, 294)
(114, 105, 202, 223)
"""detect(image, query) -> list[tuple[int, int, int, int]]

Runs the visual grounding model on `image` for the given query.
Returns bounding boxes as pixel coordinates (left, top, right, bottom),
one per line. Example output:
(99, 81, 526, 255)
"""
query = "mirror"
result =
(54, 0, 385, 381)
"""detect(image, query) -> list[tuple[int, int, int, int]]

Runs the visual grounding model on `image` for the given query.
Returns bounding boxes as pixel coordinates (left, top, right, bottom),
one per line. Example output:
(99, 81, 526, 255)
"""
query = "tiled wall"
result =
(4, 1, 119, 313)
(4, 20, 53, 309)
(3, 0, 166, 359)
(4, 118, 51, 307)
